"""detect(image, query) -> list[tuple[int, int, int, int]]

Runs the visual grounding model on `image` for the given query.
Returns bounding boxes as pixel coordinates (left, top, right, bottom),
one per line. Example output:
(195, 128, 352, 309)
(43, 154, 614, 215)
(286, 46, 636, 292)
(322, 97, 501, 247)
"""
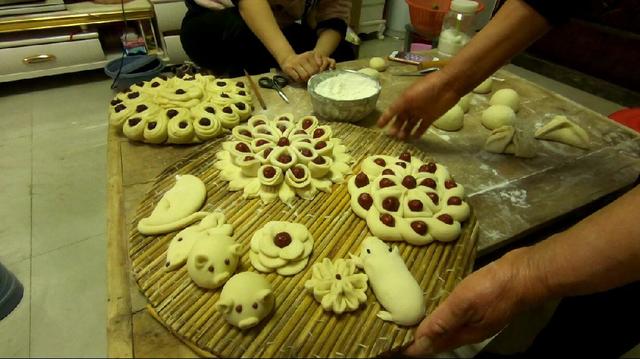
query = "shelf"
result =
(0, 0, 154, 33)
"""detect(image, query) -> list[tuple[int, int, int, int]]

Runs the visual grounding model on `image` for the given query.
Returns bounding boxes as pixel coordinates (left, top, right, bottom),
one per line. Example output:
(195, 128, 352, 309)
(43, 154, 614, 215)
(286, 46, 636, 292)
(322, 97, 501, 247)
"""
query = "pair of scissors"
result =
(258, 75, 290, 103)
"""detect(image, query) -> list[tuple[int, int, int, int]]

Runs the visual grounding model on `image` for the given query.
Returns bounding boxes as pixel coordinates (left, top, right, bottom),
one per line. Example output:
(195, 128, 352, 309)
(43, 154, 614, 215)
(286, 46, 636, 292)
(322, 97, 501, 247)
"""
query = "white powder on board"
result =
(499, 189, 530, 208)
(314, 73, 378, 100)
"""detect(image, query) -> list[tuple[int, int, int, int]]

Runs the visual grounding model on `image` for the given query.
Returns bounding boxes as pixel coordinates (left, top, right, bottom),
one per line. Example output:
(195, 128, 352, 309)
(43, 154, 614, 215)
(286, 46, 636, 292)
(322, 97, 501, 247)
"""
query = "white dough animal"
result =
(215, 272, 275, 330)
(351, 237, 425, 326)
(187, 235, 241, 289)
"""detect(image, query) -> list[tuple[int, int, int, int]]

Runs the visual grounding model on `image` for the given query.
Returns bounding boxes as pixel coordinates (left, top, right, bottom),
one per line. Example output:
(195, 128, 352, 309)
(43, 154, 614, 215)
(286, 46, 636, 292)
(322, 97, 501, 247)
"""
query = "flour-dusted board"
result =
(128, 123, 479, 358)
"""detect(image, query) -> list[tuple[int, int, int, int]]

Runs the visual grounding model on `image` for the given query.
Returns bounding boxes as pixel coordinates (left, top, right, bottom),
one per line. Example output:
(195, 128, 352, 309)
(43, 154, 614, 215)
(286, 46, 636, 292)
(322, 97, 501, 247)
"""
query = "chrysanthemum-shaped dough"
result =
(137, 174, 209, 235)
(304, 258, 368, 314)
(214, 114, 352, 204)
(534, 115, 590, 149)
(348, 152, 470, 245)
(249, 221, 314, 276)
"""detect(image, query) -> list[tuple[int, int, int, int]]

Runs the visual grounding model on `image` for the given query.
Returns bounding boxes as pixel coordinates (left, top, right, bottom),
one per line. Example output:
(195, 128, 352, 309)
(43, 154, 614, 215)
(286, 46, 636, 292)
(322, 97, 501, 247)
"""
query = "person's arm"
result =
(378, 0, 551, 140)
(238, 0, 320, 81)
(313, 29, 341, 70)
(406, 185, 640, 356)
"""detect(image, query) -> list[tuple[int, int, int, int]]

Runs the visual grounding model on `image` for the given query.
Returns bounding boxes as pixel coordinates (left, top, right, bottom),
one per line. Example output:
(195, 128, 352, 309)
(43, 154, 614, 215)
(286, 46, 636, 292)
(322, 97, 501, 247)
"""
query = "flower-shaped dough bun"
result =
(249, 221, 314, 276)
(214, 114, 352, 204)
(348, 152, 470, 245)
(304, 258, 368, 314)
(107, 74, 254, 144)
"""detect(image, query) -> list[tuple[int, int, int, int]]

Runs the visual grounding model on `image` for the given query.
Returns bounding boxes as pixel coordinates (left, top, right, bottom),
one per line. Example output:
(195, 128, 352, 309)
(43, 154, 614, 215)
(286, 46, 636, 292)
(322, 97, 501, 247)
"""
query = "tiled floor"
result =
(0, 38, 636, 358)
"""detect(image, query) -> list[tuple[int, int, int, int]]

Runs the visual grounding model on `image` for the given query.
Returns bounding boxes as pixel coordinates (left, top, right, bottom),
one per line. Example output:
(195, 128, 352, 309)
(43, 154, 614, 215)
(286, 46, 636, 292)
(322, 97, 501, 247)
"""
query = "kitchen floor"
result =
(0, 37, 636, 358)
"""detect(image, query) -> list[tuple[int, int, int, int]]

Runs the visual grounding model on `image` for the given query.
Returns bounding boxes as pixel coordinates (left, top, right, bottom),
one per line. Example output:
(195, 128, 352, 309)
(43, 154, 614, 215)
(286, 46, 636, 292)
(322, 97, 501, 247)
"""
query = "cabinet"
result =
(0, 0, 157, 83)
(149, 0, 189, 65)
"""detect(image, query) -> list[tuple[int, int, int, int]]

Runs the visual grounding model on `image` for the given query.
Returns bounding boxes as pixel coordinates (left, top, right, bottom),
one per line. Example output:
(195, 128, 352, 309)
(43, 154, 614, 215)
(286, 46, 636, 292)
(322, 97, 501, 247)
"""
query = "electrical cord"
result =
(110, 0, 128, 89)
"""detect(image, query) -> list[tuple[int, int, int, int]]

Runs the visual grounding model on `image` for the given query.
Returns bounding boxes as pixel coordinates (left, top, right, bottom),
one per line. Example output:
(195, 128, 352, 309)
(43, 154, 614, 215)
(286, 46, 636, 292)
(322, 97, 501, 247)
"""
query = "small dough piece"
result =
(490, 88, 520, 112)
(535, 115, 590, 149)
(351, 237, 425, 326)
(137, 174, 208, 235)
(433, 105, 464, 131)
(473, 77, 493, 94)
(304, 258, 368, 314)
(358, 67, 380, 80)
(187, 235, 241, 289)
(369, 57, 388, 72)
(215, 272, 275, 330)
(484, 125, 536, 158)
(249, 221, 314, 276)
(458, 93, 472, 113)
(481, 105, 516, 130)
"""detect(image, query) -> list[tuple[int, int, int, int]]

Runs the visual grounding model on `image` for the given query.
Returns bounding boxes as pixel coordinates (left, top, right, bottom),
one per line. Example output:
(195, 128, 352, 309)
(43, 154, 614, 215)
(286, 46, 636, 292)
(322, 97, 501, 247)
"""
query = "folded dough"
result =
(137, 174, 209, 235)
(484, 125, 536, 158)
(534, 115, 590, 149)
(433, 104, 464, 131)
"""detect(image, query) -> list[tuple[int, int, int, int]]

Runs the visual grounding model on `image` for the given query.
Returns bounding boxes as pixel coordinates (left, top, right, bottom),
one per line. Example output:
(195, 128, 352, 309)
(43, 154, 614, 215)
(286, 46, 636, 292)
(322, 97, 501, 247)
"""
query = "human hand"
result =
(279, 51, 328, 82)
(377, 71, 461, 140)
(405, 249, 547, 356)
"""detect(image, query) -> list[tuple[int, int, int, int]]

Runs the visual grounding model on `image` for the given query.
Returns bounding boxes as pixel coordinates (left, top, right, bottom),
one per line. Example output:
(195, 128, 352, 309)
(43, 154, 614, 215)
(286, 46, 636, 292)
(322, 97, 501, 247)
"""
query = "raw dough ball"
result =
(369, 57, 388, 72)
(352, 237, 425, 326)
(249, 221, 314, 276)
(433, 104, 464, 131)
(137, 174, 208, 235)
(481, 105, 516, 130)
(358, 67, 380, 80)
(187, 235, 241, 289)
(458, 93, 472, 113)
(490, 88, 520, 112)
(535, 115, 590, 149)
(215, 272, 275, 330)
(473, 77, 493, 94)
(304, 258, 368, 314)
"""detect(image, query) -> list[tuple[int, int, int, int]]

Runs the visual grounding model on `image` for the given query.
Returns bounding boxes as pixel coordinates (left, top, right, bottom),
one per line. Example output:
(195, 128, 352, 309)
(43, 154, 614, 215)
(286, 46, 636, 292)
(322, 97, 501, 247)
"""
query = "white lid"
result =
(451, 0, 479, 13)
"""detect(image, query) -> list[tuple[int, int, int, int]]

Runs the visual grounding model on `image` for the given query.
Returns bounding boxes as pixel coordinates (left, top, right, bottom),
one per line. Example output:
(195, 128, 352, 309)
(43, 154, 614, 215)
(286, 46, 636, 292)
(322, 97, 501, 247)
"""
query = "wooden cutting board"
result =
(128, 122, 479, 358)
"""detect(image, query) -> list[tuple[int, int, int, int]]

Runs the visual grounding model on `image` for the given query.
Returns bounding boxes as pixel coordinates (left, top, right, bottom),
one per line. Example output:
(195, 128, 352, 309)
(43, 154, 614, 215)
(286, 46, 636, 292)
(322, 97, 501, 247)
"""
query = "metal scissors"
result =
(258, 75, 290, 103)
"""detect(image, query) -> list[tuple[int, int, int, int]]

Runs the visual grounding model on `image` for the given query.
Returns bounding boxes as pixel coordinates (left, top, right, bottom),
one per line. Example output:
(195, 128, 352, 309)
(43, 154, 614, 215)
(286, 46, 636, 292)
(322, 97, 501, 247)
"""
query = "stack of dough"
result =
(108, 73, 254, 144)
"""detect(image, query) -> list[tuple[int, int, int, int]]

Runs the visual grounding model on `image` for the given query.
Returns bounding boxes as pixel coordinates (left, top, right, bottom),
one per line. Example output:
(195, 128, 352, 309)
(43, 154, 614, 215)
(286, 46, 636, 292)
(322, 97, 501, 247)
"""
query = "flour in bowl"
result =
(314, 73, 379, 100)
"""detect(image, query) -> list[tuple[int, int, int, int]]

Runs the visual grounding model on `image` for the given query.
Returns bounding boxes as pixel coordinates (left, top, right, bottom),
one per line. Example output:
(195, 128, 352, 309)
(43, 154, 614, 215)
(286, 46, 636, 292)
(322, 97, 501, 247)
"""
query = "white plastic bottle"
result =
(438, 0, 480, 57)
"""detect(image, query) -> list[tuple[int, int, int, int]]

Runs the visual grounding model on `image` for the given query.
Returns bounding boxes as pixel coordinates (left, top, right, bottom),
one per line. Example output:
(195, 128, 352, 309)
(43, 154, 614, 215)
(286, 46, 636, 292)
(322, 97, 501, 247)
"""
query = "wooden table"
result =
(107, 58, 640, 357)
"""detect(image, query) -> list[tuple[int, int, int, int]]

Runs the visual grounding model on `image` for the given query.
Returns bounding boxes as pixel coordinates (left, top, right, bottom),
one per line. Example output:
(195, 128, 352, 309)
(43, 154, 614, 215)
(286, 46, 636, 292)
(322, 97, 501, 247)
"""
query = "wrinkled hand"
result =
(377, 71, 460, 140)
(279, 51, 334, 82)
(405, 250, 543, 356)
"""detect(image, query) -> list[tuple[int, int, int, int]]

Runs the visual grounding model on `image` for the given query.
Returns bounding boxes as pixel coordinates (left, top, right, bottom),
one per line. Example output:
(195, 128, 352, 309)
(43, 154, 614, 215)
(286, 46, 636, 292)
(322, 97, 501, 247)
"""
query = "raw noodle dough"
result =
(484, 125, 535, 158)
(432, 104, 464, 131)
(137, 174, 208, 235)
(473, 77, 493, 94)
(249, 221, 314, 276)
(490, 88, 520, 112)
(351, 237, 425, 326)
(215, 272, 275, 330)
(481, 104, 516, 130)
(304, 258, 368, 314)
(369, 57, 388, 72)
(535, 115, 590, 149)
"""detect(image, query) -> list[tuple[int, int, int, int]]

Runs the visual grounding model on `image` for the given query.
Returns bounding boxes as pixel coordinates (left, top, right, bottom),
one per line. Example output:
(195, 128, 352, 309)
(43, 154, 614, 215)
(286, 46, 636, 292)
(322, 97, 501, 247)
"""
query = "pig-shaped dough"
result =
(138, 174, 209, 235)
(165, 212, 234, 271)
(187, 235, 241, 289)
(351, 237, 425, 326)
(215, 272, 275, 330)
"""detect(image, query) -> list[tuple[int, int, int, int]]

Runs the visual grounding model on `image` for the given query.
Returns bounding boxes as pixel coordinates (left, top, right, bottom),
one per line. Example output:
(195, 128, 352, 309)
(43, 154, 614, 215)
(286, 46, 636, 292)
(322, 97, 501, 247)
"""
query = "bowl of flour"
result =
(308, 69, 381, 122)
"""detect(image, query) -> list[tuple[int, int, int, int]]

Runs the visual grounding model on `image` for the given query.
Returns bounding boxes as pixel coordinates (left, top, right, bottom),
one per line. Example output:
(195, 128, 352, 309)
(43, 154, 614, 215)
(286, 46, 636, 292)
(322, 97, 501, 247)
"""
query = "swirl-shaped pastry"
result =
(166, 109, 197, 144)
(217, 105, 241, 129)
(143, 115, 168, 144)
(122, 116, 147, 141)
(231, 101, 252, 122)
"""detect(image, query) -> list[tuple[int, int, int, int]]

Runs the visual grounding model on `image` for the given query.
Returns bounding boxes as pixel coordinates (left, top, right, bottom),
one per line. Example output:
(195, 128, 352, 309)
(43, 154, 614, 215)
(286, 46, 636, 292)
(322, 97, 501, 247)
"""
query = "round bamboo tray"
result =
(129, 122, 479, 358)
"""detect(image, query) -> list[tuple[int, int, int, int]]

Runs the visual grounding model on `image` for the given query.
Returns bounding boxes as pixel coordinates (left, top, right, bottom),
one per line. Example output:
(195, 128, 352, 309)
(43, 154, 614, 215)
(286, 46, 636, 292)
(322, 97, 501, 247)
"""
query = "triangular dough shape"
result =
(485, 126, 535, 158)
(535, 116, 590, 149)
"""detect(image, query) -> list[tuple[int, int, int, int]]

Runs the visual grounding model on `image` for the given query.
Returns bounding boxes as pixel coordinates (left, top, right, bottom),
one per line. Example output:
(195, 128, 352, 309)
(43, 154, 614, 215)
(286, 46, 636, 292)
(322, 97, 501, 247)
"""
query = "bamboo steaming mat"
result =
(129, 122, 479, 358)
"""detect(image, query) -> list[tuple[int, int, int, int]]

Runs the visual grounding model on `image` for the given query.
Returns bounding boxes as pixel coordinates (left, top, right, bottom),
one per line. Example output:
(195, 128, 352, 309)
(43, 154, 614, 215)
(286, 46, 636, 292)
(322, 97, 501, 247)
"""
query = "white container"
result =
(437, 0, 479, 57)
